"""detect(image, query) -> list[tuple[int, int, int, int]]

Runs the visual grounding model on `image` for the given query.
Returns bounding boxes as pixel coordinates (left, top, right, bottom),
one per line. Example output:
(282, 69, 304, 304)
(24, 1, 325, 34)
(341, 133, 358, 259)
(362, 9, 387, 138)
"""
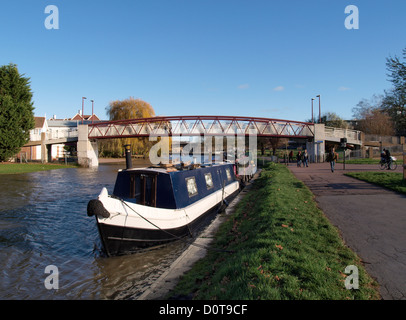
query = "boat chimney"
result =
(124, 144, 133, 169)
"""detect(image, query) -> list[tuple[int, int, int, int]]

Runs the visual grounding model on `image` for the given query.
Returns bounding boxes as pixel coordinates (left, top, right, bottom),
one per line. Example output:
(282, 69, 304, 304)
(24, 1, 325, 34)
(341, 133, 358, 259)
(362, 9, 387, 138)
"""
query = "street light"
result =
(82, 97, 87, 124)
(311, 98, 315, 123)
(316, 95, 321, 123)
(90, 100, 94, 124)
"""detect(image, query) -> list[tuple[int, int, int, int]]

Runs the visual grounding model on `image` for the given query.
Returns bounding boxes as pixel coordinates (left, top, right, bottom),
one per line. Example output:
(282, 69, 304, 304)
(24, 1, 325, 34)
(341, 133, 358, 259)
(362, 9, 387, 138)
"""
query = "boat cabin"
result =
(112, 163, 237, 210)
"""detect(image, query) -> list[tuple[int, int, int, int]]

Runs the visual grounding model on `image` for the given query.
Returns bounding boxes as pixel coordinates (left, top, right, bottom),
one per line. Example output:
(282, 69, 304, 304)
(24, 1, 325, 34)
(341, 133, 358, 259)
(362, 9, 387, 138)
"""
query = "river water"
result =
(0, 162, 187, 300)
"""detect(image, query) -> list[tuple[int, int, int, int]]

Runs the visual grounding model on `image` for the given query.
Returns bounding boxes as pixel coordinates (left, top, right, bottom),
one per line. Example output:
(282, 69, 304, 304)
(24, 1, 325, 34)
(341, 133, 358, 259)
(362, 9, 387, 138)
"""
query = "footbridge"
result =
(79, 116, 363, 167)
(25, 115, 364, 166)
(87, 116, 315, 139)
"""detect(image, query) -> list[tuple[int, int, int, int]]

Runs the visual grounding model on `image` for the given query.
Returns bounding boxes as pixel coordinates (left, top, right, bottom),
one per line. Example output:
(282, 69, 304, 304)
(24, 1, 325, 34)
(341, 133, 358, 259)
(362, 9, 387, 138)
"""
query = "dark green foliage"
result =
(383, 47, 406, 135)
(0, 63, 35, 161)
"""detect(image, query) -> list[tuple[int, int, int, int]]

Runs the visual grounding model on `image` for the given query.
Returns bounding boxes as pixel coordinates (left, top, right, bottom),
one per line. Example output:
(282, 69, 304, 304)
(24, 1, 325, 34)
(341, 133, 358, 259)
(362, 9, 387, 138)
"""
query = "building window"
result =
(226, 168, 232, 181)
(186, 177, 198, 197)
(204, 173, 213, 189)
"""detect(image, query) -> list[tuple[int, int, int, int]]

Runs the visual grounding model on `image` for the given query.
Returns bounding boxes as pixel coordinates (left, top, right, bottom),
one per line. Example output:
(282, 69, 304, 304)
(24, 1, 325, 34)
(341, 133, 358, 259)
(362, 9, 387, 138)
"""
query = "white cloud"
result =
(338, 86, 351, 91)
(273, 86, 285, 92)
(237, 84, 250, 90)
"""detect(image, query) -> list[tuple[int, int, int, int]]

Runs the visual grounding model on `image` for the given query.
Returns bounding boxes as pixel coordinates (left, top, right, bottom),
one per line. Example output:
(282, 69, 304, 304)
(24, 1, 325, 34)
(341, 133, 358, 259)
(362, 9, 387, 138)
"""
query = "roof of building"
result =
(70, 113, 101, 121)
(34, 117, 46, 128)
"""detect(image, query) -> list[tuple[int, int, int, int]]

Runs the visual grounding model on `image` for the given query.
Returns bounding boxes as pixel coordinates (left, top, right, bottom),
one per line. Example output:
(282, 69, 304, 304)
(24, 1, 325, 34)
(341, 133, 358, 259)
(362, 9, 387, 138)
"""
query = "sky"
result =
(1, 0, 405, 122)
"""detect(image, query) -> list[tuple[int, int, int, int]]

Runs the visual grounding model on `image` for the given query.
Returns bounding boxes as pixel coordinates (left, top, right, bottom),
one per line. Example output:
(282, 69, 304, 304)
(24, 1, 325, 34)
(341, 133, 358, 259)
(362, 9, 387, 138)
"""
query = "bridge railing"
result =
(324, 126, 362, 142)
(29, 129, 78, 142)
(47, 129, 78, 140)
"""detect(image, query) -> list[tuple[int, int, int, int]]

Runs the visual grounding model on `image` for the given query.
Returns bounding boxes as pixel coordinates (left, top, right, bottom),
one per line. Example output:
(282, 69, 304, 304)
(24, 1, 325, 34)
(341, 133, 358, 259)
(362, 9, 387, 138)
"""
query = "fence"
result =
(29, 129, 78, 142)
(364, 134, 404, 144)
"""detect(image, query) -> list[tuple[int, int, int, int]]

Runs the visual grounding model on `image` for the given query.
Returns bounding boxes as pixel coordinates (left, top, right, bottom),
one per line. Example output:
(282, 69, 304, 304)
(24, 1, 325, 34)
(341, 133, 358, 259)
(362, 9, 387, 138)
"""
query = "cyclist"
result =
(384, 148, 392, 169)
(380, 150, 386, 164)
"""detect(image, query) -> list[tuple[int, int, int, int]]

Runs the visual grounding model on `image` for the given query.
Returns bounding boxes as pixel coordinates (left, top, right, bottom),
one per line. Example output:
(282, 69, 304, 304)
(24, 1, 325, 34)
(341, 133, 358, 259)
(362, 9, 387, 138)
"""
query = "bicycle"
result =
(379, 157, 398, 170)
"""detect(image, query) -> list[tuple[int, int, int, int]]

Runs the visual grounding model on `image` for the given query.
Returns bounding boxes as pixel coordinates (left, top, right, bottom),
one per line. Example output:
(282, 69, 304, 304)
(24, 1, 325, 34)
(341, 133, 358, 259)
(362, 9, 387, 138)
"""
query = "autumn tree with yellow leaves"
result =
(99, 97, 156, 157)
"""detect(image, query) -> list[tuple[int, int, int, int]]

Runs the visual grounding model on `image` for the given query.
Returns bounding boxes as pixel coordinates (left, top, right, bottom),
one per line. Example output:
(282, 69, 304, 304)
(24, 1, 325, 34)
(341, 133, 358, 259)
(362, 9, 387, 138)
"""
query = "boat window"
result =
(186, 177, 198, 197)
(129, 173, 157, 207)
(204, 173, 213, 189)
(226, 168, 232, 181)
(130, 174, 142, 202)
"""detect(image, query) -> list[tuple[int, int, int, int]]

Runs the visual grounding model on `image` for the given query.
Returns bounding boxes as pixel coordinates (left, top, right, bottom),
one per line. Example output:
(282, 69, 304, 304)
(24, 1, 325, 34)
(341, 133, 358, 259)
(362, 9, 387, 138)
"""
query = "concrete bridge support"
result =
(41, 132, 47, 163)
(77, 125, 99, 168)
(306, 123, 325, 163)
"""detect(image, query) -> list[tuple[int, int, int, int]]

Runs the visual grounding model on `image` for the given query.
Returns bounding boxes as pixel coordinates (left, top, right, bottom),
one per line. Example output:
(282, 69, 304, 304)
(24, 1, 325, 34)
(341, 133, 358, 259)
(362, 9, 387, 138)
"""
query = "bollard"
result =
(124, 144, 133, 169)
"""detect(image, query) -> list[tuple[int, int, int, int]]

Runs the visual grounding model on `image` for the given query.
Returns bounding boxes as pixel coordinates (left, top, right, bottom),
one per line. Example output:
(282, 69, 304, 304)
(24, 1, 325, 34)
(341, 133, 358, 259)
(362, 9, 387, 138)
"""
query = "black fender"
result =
(87, 199, 110, 218)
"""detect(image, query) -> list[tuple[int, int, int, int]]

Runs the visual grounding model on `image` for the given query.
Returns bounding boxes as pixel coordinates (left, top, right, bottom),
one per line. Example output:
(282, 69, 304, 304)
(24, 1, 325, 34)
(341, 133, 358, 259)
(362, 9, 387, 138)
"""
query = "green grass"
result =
(337, 158, 380, 164)
(168, 163, 380, 300)
(0, 163, 77, 174)
(345, 171, 406, 195)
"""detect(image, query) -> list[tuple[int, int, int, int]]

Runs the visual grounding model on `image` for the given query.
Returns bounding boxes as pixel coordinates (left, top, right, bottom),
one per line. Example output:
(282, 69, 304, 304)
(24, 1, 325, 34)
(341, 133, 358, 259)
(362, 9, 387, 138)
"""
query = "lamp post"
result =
(311, 98, 315, 123)
(90, 100, 94, 124)
(316, 95, 321, 123)
(82, 97, 87, 124)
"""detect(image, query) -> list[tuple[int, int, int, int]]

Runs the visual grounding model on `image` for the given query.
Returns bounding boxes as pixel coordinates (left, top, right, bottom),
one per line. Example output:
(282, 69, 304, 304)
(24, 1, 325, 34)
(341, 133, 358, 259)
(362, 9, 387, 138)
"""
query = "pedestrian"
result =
(327, 147, 338, 172)
(303, 149, 309, 167)
(296, 151, 302, 167)
(289, 150, 293, 163)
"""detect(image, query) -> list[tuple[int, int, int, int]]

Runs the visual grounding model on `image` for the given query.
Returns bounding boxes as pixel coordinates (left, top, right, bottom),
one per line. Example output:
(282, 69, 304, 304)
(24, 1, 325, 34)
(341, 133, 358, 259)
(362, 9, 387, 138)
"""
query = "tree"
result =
(258, 137, 288, 156)
(383, 47, 406, 135)
(0, 64, 35, 161)
(99, 97, 156, 156)
(386, 47, 406, 94)
(107, 97, 155, 120)
(381, 89, 406, 135)
(320, 112, 348, 129)
(352, 95, 395, 135)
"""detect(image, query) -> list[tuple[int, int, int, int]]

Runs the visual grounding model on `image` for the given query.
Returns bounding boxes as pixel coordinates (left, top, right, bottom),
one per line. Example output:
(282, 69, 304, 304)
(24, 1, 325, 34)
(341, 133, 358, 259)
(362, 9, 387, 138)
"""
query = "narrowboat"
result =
(87, 160, 241, 256)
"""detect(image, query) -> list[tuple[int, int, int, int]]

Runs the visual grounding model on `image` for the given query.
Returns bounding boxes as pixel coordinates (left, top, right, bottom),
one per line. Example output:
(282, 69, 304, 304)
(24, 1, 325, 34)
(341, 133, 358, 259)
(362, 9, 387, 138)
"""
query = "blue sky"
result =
(1, 0, 405, 122)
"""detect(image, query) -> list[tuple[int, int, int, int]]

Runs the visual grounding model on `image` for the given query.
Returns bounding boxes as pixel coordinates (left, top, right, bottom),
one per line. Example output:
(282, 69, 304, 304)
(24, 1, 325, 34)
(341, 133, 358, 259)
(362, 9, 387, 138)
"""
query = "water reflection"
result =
(0, 161, 186, 299)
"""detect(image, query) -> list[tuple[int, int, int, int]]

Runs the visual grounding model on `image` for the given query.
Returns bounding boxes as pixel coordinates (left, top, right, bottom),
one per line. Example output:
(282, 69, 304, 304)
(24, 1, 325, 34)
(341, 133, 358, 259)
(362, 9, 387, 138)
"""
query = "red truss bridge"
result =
(88, 115, 314, 139)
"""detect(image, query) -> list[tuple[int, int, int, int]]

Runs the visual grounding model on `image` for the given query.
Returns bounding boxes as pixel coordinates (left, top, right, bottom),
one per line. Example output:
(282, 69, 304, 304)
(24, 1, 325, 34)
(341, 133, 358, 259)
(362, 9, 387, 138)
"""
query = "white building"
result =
(21, 113, 102, 162)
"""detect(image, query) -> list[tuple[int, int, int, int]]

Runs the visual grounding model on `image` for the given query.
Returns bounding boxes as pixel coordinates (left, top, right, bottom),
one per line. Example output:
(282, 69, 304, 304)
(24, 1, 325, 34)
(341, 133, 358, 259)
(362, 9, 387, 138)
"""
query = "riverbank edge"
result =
(0, 162, 78, 174)
(137, 170, 262, 300)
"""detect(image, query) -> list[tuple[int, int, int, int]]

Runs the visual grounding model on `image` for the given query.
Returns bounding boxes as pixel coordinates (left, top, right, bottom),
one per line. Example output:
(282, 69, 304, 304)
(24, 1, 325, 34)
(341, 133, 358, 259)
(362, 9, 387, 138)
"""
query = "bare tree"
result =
(352, 95, 395, 135)
(259, 137, 288, 155)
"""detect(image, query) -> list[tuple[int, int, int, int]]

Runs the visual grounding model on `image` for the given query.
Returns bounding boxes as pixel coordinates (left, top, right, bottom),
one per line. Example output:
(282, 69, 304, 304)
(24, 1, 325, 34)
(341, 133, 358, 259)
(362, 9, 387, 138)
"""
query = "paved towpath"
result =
(288, 162, 406, 300)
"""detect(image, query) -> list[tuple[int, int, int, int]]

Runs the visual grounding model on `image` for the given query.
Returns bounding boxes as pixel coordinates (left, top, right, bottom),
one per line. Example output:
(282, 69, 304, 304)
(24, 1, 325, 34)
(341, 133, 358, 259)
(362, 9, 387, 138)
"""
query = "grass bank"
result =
(337, 158, 380, 164)
(168, 163, 380, 300)
(345, 171, 406, 195)
(0, 163, 77, 175)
